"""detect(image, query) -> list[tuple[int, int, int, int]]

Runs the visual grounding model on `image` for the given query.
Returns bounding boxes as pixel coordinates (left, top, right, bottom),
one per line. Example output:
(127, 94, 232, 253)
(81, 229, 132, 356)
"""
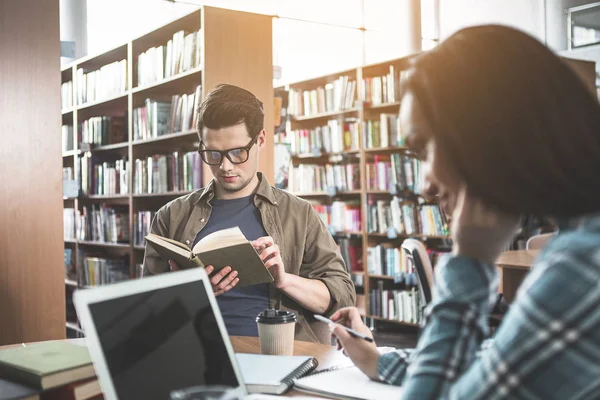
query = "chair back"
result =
(526, 232, 557, 250)
(402, 239, 434, 305)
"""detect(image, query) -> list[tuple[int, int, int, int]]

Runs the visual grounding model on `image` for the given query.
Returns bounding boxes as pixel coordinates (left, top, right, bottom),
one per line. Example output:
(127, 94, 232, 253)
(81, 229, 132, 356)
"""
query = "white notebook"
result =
(236, 353, 318, 395)
(293, 366, 403, 400)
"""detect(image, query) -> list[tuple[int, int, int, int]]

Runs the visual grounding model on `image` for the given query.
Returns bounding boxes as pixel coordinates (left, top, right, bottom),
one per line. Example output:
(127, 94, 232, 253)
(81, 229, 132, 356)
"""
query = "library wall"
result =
(0, 0, 65, 344)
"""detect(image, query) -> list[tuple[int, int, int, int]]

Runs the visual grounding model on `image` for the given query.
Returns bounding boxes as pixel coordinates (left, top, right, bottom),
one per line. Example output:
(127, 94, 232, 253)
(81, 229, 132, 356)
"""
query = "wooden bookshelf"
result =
(279, 55, 452, 329)
(369, 315, 420, 328)
(60, 7, 273, 304)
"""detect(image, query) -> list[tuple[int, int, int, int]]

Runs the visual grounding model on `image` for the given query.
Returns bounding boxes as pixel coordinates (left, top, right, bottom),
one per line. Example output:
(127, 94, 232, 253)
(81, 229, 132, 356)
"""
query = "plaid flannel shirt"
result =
(377, 214, 600, 399)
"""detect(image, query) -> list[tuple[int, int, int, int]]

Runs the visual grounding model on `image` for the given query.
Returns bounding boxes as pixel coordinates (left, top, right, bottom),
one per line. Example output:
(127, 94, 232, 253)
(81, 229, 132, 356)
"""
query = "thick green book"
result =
(145, 226, 274, 287)
(0, 341, 95, 390)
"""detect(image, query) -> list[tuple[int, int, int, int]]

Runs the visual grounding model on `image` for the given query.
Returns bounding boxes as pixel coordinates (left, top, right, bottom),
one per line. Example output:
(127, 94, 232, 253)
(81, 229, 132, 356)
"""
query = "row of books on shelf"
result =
(338, 239, 362, 270)
(133, 85, 201, 140)
(75, 60, 128, 105)
(62, 125, 74, 153)
(285, 68, 410, 118)
(313, 202, 361, 233)
(133, 211, 155, 247)
(364, 113, 403, 149)
(73, 151, 201, 196)
(133, 151, 202, 194)
(64, 209, 156, 248)
(79, 155, 129, 195)
(367, 245, 419, 279)
(289, 163, 360, 193)
(368, 200, 448, 237)
(361, 67, 410, 106)
(80, 115, 127, 147)
(64, 205, 130, 243)
(65, 249, 137, 286)
(287, 76, 357, 117)
(61, 81, 73, 110)
(137, 29, 202, 87)
(288, 119, 360, 155)
(370, 285, 422, 324)
(366, 154, 422, 194)
(284, 114, 405, 156)
(79, 257, 130, 287)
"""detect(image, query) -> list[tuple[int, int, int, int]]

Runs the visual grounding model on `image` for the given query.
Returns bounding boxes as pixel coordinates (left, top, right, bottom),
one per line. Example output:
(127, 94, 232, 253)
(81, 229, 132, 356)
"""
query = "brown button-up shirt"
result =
(143, 173, 356, 344)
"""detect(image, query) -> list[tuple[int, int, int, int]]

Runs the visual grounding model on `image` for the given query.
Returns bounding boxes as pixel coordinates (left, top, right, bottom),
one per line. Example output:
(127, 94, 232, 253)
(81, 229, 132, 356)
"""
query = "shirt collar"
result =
(195, 172, 277, 206)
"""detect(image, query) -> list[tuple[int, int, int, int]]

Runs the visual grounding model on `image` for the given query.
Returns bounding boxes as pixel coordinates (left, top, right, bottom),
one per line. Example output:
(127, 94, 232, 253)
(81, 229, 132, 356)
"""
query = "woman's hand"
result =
(451, 185, 521, 264)
(330, 307, 380, 380)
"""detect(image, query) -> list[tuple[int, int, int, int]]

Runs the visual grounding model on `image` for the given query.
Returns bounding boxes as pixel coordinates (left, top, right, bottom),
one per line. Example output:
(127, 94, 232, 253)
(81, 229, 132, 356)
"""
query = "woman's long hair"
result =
(406, 25, 600, 218)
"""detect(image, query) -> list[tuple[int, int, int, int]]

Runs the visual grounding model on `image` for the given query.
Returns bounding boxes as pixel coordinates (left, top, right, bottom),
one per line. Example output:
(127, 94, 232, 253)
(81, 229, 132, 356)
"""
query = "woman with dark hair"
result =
(331, 25, 600, 399)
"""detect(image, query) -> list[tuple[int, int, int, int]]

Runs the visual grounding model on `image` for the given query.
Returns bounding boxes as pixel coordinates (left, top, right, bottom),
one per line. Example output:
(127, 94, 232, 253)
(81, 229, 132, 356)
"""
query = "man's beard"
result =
(219, 174, 254, 193)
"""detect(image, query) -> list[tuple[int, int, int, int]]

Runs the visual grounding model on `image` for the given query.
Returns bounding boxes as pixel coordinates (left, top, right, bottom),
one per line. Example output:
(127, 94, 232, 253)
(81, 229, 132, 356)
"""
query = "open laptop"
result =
(73, 267, 287, 400)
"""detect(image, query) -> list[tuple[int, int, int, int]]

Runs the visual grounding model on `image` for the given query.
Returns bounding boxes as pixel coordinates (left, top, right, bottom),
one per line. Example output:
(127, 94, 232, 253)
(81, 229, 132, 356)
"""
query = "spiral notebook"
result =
(236, 353, 318, 395)
(293, 366, 403, 400)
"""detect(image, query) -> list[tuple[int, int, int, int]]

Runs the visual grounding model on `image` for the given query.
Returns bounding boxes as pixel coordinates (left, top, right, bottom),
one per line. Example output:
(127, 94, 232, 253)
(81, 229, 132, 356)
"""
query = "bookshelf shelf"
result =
(291, 150, 360, 159)
(64, 239, 77, 244)
(76, 92, 129, 112)
(131, 66, 202, 95)
(132, 130, 198, 146)
(78, 241, 130, 248)
(65, 279, 77, 287)
(365, 101, 401, 111)
(61, 108, 74, 115)
(62, 150, 78, 158)
(132, 190, 195, 198)
(366, 232, 450, 240)
(331, 231, 363, 237)
(90, 142, 129, 153)
(369, 315, 420, 328)
(366, 190, 395, 195)
(292, 108, 360, 122)
(81, 194, 129, 200)
(368, 274, 395, 280)
(363, 146, 409, 153)
(291, 190, 362, 197)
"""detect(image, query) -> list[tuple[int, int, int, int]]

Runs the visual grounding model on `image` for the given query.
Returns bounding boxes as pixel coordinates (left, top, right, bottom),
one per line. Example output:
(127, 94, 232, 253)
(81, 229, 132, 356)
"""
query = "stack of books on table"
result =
(0, 341, 101, 400)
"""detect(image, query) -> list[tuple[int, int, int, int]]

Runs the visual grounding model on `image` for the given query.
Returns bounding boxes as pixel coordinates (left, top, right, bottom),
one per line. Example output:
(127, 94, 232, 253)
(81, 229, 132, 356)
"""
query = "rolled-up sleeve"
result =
(300, 207, 356, 315)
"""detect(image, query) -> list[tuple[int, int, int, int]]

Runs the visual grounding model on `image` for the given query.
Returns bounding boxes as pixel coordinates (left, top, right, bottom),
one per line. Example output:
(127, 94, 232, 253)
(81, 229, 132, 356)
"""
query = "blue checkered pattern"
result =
(377, 215, 600, 399)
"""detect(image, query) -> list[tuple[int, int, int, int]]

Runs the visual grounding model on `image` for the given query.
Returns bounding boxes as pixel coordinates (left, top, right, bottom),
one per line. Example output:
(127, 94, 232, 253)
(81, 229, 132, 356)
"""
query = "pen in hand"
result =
(314, 314, 374, 343)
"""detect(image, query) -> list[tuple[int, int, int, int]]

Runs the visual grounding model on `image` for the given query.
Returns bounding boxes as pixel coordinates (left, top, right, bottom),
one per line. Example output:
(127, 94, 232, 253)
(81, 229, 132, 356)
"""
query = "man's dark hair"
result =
(404, 25, 600, 218)
(196, 84, 264, 138)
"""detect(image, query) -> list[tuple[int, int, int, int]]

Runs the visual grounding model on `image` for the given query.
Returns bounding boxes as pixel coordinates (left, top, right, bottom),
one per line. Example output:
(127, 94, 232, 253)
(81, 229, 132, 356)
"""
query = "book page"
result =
(192, 226, 248, 254)
(146, 234, 191, 255)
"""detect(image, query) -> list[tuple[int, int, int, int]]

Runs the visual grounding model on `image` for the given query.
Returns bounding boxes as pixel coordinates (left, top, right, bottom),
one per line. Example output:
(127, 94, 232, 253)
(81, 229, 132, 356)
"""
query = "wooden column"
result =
(0, 0, 65, 344)
(202, 6, 274, 184)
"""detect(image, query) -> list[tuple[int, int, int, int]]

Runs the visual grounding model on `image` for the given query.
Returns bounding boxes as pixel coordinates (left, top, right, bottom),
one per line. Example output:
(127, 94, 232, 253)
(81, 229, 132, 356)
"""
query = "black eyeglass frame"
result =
(197, 134, 259, 165)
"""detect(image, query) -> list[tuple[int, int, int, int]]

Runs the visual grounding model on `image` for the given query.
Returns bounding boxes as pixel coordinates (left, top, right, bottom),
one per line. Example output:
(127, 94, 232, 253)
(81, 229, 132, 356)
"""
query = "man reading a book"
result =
(143, 84, 356, 344)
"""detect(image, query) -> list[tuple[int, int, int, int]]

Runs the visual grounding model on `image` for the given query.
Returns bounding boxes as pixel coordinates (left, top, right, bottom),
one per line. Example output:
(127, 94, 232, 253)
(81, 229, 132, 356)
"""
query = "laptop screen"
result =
(87, 279, 239, 400)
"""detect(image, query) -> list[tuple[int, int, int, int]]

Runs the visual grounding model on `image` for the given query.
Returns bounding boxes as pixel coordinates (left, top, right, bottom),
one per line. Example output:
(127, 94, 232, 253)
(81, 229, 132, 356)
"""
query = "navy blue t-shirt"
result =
(193, 195, 270, 336)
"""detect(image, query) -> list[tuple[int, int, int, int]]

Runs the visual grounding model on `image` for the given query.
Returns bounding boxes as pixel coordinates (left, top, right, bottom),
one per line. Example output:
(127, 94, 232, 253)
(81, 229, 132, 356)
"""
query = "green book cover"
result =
(0, 341, 91, 376)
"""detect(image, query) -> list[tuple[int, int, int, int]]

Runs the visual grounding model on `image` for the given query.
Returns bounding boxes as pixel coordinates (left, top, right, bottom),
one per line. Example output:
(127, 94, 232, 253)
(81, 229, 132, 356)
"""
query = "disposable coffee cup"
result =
(255, 309, 297, 355)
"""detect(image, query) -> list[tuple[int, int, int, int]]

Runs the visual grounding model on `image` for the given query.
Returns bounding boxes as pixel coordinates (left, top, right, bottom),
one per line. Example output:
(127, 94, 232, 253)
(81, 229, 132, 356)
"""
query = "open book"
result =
(145, 227, 274, 287)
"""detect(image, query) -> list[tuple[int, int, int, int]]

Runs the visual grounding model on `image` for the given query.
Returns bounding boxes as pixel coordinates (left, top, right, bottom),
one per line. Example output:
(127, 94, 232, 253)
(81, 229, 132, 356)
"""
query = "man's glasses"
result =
(197, 135, 258, 165)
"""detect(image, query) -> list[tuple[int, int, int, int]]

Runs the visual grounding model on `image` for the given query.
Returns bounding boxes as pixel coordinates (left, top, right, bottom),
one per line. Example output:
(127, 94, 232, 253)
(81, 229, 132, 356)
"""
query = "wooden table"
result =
(495, 250, 539, 302)
(1, 337, 343, 398)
